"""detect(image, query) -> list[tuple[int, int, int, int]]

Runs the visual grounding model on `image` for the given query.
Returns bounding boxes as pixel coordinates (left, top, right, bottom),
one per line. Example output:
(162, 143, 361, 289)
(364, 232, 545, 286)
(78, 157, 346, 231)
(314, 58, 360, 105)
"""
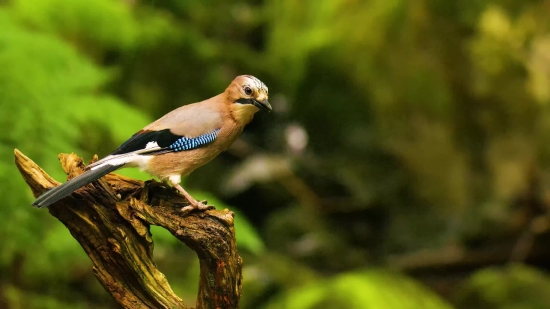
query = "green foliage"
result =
(456, 264, 550, 309)
(0, 6, 148, 306)
(2, 0, 550, 308)
(11, 0, 138, 51)
(5, 286, 78, 309)
(265, 269, 454, 309)
(0, 6, 145, 267)
(0, 4, 265, 307)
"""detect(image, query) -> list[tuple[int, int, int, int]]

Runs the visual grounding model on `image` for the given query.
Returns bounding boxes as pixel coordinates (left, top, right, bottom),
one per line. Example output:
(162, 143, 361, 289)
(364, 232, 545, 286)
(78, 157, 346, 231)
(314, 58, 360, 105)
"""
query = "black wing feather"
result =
(111, 129, 181, 155)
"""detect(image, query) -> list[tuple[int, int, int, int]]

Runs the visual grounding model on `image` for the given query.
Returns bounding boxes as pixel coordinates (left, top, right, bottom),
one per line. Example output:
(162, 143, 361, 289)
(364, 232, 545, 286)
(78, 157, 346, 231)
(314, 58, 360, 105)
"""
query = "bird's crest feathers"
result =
(243, 75, 268, 94)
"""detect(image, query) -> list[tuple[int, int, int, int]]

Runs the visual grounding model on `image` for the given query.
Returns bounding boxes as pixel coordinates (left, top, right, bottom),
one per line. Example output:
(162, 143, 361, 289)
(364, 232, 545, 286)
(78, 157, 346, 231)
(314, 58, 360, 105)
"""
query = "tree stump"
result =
(14, 149, 242, 309)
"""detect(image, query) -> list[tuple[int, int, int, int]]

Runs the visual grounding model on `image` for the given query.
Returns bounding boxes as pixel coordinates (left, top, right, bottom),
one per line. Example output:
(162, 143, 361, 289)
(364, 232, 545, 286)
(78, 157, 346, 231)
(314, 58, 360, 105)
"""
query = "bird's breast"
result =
(144, 123, 244, 179)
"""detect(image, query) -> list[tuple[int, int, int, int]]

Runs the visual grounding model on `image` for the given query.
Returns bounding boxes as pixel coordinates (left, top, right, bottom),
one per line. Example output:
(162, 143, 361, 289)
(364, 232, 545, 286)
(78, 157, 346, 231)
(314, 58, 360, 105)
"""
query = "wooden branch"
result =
(14, 149, 242, 309)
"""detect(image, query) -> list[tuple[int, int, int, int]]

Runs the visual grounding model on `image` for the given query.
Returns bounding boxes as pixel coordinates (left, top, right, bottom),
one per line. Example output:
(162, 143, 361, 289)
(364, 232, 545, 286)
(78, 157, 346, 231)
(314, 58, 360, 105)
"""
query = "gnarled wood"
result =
(14, 149, 242, 309)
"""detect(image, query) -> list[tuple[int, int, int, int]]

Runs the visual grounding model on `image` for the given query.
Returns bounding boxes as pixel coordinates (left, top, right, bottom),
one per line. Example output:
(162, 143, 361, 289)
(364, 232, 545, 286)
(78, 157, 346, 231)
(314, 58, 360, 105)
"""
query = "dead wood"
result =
(14, 149, 242, 309)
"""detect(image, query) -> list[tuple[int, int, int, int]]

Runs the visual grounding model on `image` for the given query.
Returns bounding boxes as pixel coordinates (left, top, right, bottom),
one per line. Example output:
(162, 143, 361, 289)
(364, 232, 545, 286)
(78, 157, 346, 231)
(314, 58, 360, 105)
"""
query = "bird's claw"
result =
(180, 200, 215, 215)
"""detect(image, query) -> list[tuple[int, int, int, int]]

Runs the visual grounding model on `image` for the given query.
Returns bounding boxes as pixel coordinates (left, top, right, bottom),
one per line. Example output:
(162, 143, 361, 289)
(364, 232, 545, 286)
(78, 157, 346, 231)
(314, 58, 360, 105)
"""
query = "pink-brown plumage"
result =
(143, 76, 268, 181)
(145, 111, 244, 180)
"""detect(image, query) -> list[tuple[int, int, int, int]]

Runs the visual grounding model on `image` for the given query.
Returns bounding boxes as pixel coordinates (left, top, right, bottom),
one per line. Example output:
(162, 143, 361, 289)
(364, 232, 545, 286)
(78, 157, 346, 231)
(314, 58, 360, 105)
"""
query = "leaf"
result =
(0, 8, 148, 279)
(456, 264, 550, 309)
(265, 269, 454, 309)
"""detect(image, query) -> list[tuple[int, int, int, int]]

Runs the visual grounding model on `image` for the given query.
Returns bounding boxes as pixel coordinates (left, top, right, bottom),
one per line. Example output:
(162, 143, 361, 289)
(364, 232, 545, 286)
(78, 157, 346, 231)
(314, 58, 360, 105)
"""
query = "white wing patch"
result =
(90, 154, 152, 171)
(145, 141, 159, 149)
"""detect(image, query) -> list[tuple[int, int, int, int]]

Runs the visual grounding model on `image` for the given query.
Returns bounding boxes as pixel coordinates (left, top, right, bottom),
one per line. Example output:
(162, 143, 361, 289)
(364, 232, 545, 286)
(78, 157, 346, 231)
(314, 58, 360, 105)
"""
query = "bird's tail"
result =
(32, 163, 123, 208)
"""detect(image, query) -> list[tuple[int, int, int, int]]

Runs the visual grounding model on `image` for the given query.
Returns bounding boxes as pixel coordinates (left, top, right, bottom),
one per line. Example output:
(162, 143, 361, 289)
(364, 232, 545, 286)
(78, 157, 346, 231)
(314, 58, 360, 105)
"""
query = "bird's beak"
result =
(253, 99, 272, 112)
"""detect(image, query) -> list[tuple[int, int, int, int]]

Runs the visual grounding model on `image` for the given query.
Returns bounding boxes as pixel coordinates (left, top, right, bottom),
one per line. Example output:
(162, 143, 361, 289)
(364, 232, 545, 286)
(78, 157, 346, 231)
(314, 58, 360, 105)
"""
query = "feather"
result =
(34, 128, 219, 207)
(111, 128, 221, 155)
(168, 129, 220, 151)
(88, 129, 220, 171)
(32, 163, 123, 208)
(144, 99, 223, 137)
(111, 129, 181, 155)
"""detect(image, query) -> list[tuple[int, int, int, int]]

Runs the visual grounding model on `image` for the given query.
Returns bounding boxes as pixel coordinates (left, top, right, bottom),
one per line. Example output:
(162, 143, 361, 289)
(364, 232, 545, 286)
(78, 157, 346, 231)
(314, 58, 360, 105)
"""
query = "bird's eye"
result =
(244, 86, 253, 96)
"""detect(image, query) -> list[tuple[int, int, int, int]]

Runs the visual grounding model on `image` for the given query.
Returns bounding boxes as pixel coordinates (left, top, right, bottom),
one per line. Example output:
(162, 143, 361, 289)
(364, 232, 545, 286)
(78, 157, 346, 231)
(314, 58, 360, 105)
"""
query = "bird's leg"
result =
(169, 180, 214, 214)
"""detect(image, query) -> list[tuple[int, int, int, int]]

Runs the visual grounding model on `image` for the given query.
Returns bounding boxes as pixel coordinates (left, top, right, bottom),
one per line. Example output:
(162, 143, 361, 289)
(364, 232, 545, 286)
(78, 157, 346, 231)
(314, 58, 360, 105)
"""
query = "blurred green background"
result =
(2, 0, 550, 308)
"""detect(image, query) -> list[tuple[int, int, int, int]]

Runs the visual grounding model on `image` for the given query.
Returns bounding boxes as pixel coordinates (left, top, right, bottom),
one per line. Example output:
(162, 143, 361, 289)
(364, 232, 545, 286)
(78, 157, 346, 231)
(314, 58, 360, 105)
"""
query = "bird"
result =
(32, 75, 271, 213)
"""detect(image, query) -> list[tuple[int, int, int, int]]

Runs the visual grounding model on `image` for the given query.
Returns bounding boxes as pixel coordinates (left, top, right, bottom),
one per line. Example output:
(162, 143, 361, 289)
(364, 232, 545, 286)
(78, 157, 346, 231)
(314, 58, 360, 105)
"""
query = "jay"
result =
(33, 75, 271, 213)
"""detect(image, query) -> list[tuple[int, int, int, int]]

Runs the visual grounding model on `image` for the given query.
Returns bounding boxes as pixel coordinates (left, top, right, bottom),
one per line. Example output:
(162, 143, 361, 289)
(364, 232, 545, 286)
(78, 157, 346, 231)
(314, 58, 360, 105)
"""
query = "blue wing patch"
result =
(168, 129, 220, 152)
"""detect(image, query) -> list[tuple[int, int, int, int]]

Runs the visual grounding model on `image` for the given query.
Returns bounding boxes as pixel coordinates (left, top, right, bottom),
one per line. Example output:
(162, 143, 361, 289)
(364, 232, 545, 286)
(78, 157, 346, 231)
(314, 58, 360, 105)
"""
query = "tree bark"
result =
(14, 149, 242, 309)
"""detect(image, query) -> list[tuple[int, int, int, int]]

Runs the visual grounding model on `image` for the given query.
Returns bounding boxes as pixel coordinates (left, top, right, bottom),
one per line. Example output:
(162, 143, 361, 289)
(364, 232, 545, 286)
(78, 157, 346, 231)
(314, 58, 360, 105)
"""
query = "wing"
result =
(111, 128, 221, 156)
(88, 101, 224, 169)
(88, 128, 221, 170)
(110, 129, 181, 155)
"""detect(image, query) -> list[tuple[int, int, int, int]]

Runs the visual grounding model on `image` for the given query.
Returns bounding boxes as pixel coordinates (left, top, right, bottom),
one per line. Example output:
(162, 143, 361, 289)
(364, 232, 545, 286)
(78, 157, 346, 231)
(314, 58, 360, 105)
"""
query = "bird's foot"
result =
(181, 199, 215, 215)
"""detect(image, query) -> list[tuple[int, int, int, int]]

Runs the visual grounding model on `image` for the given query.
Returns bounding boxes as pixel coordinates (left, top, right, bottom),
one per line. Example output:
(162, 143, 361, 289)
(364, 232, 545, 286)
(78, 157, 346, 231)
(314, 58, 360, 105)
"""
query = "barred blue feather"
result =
(168, 129, 220, 152)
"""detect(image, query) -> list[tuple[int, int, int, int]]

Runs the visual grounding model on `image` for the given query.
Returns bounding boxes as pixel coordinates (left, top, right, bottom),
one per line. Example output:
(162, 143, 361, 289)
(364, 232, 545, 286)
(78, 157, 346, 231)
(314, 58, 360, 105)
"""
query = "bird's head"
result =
(226, 75, 271, 122)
